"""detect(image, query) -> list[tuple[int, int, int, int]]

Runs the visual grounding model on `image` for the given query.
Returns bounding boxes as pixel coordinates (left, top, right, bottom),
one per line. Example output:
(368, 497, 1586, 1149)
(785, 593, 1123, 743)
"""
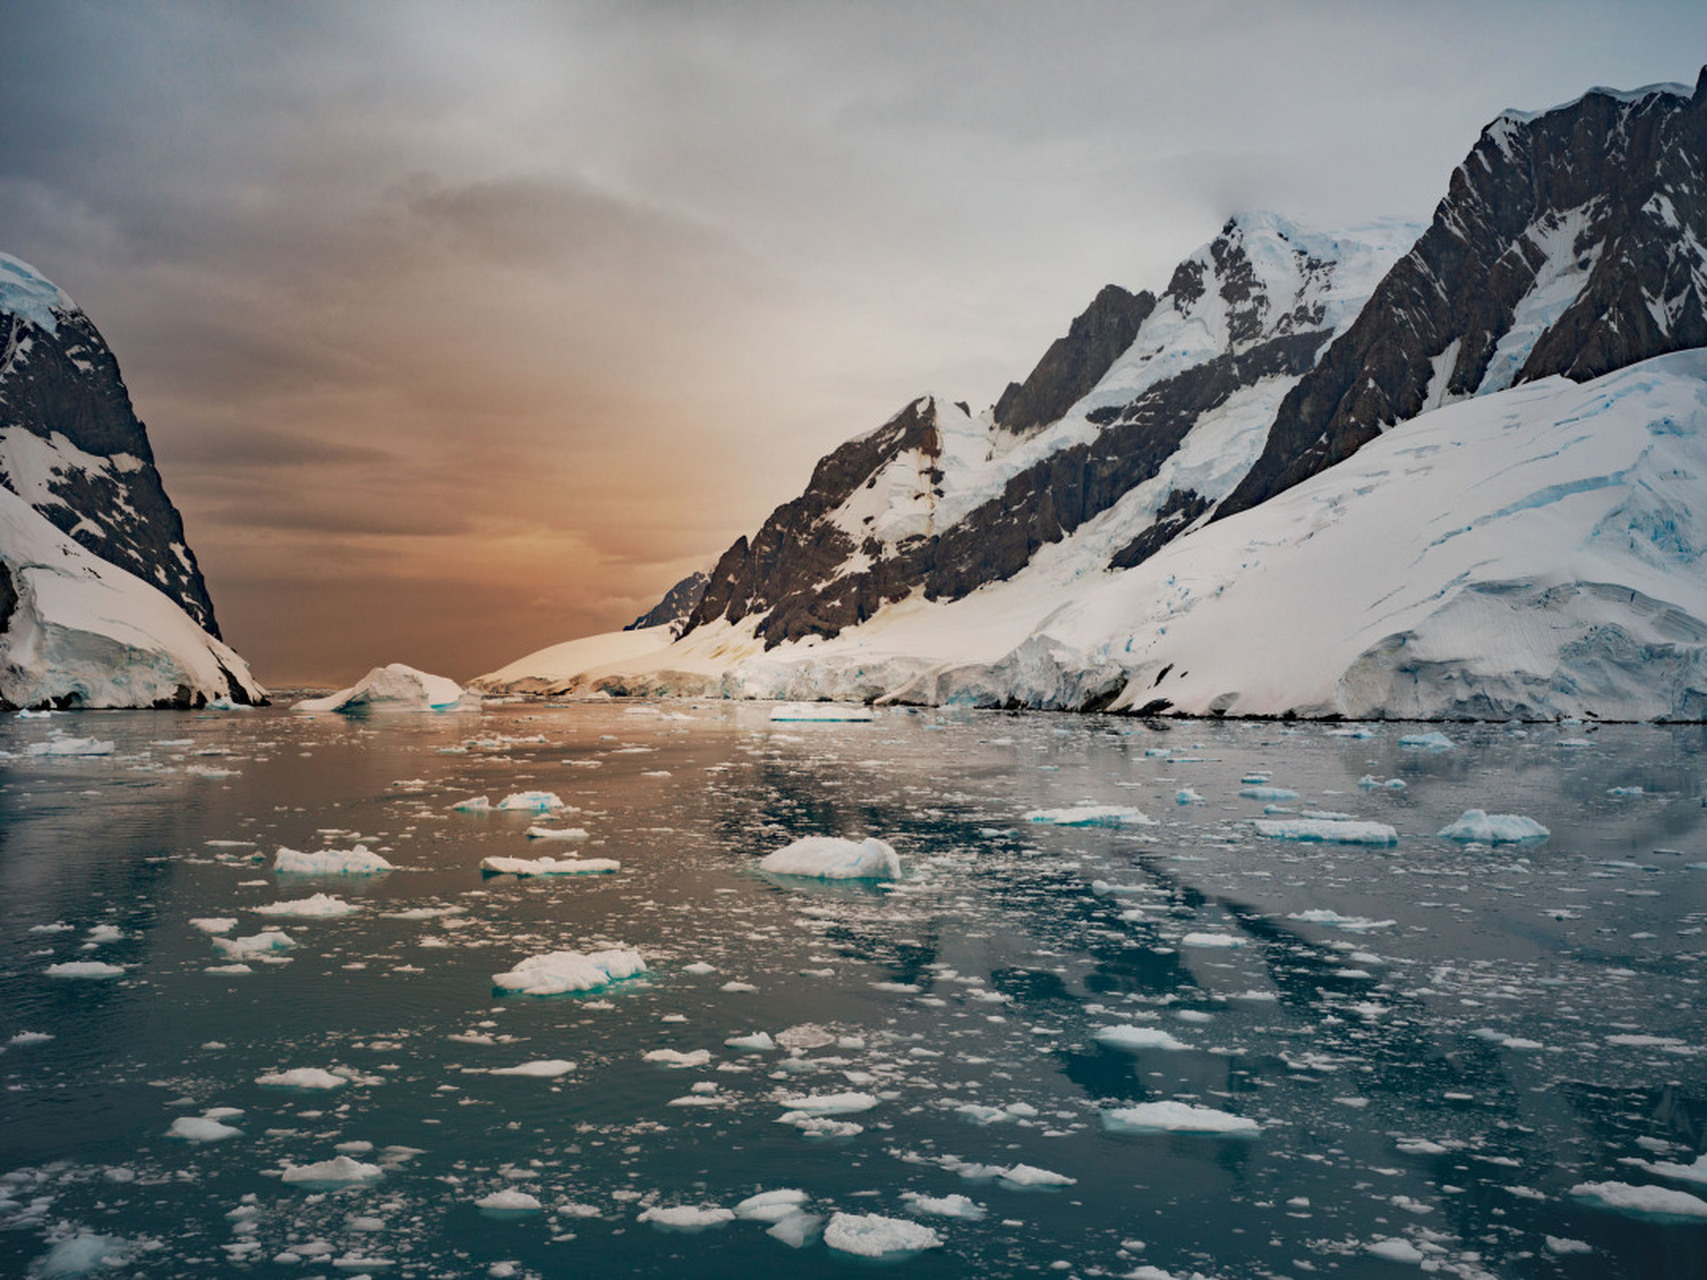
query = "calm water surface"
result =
(2, 702, 1705, 1278)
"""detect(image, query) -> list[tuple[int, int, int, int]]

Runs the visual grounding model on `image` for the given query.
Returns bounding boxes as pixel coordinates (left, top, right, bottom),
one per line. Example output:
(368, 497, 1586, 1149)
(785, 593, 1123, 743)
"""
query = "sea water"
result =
(2, 703, 1705, 1278)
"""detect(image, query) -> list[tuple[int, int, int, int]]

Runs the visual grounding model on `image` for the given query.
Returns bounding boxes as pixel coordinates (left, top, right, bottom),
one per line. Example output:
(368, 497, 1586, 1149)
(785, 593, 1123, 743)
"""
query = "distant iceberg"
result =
(1437, 810, 1550, 843)
(758, 836, 900, 880)
(294, 663, 464, 713)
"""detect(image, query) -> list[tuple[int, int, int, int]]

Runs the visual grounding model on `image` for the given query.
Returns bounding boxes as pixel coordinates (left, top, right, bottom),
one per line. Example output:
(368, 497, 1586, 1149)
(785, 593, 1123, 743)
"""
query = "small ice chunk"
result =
(683, 961, 716, 975)
(734, 1189, 809, 1223)
(1398, 732, 1453, 751)
(1023, 805, 1153, 827)
(997, 1164, 1076, 1188)
(488, 1059, 576, 1078)
(256, 1068, 345, 1090)
(638, 1204, 735, 1230)
(491, 948, 646, 995)
(1180, 932, 1244, 949)
(1175, 788, 1203, 805)
(1367, 1238, 1425, 1263)
(901, 1191, 985, 1220)
(214, 930, 296, 958)
(190, 917, 238, 934)
(1630, 1153, 1707, 1186)
(28, 736, 115, 756)
(524, 825, 590, 841)
(8, 1031, 54, 1045)
(766, 1211, 824, 1248)
(726, 1031, 777, 1051)
(1253, 819, 1398, 845)
(644, 1049, 712, 1068)
(823, 1212, 942, 1256)
(1240, 785, 1299, 801)
(274, 846, 394, 875)
(281, 1155, 383, 1185)
(1437, 810, 1550, 843)
(496, 791, 565, 811)
(759, 836, 900, 880)
(1095, 1025, 1192, 1052)
(480, 855, 618, 876)
(1570, 1180, 1707, 1220)
(1287, 910, 1396, 931)
(44, 961, 125, 979)
(1102, 1101, 1261, 1135)
(778, 1091, 878, 1116)
(769, 703, 874, 722)
(168, 1116, 241, 1142)
(252, 894, 359, 919)
(453, 796, 493, 813)
(475, 1190, 543, 1212)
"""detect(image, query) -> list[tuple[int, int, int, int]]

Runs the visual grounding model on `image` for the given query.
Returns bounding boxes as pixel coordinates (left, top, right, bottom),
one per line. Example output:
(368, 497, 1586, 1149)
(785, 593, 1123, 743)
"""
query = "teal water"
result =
(2, 703, 1705, 1278)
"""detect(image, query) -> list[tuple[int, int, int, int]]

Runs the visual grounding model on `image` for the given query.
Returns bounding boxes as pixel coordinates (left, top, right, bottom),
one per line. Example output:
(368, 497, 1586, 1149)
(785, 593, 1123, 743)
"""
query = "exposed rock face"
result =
(993, 285, 1155, 434)
(682, 215, 1404, 649)
(0, 255, 221, 635)
(1219, 71, 1707, 521)
(624, 570, 708, 635)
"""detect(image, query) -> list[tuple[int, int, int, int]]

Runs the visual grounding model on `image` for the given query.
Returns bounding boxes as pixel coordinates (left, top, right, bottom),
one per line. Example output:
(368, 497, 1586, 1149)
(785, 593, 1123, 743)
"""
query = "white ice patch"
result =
(255, 1068, 346, 1090)
(274, 845, 394, 875)
(490, 947, 646, 995)
(475, 1190, 543, 1212)
(769, 702, 874, 722)
(900, 1191, 985, 1220)
(1102, 1101, 1262, 1135)
(823, 1212, 942, 1257)
(758, 836, 900, 880)
(637, 1204, 735, 1230)
(497, 791, 565, 812)
(167, 1116, 242, 1142)
(1437, 810, 1550, 843)
(1253, 819, 1398, 845)
(252, 894, 359, 919)
(1570, 1180, 1707, 1220)
(293, 663, 463, 713)
(280, 1156, 383, 1186)
(1094, 1025, 1193, 1052)
(1023, 805, 1153, 827)
(44, 961, 124, 979)
(480, 855, 618, 876)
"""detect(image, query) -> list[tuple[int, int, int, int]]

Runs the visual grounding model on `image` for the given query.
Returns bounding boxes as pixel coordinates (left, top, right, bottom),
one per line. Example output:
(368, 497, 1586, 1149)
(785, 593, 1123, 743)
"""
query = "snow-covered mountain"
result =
(0, 253, 263, 708)
(477, 72, 1707, 721)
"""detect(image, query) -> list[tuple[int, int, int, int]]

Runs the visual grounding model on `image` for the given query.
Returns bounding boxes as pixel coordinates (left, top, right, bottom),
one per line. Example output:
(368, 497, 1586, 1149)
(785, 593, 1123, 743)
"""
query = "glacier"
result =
(476, 350, 1707, 720)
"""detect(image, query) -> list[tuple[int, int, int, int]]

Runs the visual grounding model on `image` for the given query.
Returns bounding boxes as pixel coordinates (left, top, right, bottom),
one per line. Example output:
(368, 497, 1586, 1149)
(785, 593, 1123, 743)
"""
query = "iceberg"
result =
(252, 893, 359, 918)
(491, 947, 646, 995)
(1570, 1180, 1707, 1220)
(1094, 1025, 1192, 1052)
(293, 663, 463, 713)
(1253, 818, 1399, 845)
(638, 1204, 735, 1230)
(273, 845, 394, 875)
(1023, 804, 1154, 827)
(758, 836, 900, 880)
(475, 1190, 543, 1212)
(280, 1155, 383, 1186)
(255, 1068, 345, 1090)
(480, 855, 620, 876)
(823, 1212, 942, 1257)
(1102, 1100, 1262, 1135)
(1437, 810, 1550, 842)
(496, 791, 565, 812)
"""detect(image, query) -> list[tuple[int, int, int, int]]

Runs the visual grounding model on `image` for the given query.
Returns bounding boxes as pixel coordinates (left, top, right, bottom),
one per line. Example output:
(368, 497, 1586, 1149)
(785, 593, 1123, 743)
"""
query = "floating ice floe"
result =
(280, 1155, 383, 1186)
(293, 664, 464, 713)
(1023, 804, 1153, 827)
(1569, 1180, 1707, 1220)
(27, 736, 115, 756)
(823, 1212, 942, 1257)
(769, 702, 874, 722)
(8, 1031, 53, 1045)
(1175, 787, 1203, 805)
(1102, 1100, 1262, 1135)
(452, 796, 492, 813)
(1367, 1239, 1426, 1263)
(274, 845, 394, 875)
(1398, 732, 1454, 751)
(1358, 775, 1407, 790)
(167, 1116, 241, 1142)
(778, 1091, 878, 1116)
(256, 1068, 345, 1090)
(901, 1191, 985, 1220)
(997, 1164, 1077, 1188)
(734, 1190, 810, 1222)
(638, 1204, 735, 1230)
(1253, 818, 1398, 845)
(1628, 1153, 1707, 1187)
(475, 1190, 542, 1212)
(644, 1048, 712, 1068)
(758, 836, 900, 880)
(725, 1031, 777, 1051)
(1094, 1025, 1193, 1052)
(44, 961, 125, 979)
(524, 825, 590, 841)
(213, 929, 295, 958)
(480, 855, 619, 877)
(1437, 810, 1550, 842)
(252, 893, 359, 918)
(1240, 785, 1299, 801)
(491, 947, 646, 995)
(1287, 910, 1396, 931)
(1180, 932, 1244, 949)
(497, 791, 565, 812)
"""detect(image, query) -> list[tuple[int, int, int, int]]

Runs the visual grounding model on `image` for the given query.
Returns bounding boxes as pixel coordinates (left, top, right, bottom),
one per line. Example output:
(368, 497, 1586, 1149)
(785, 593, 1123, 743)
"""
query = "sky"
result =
(1, 1, 1702, 686)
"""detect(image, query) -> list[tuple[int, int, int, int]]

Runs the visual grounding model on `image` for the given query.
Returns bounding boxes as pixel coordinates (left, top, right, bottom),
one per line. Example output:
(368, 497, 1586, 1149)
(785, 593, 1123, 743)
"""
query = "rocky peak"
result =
(993, 283, 1155, 434)
(1219, 70, 1707, 521)
(0, 253, 222, 636)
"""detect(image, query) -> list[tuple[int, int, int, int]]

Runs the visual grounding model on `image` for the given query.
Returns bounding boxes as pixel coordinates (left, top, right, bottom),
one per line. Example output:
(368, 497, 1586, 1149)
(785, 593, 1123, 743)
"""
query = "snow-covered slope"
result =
(478, 352, 1707, 720)
(684, 214, 1416, 650)
(1, 484, 263, 709)
(0, 251, 264, 708)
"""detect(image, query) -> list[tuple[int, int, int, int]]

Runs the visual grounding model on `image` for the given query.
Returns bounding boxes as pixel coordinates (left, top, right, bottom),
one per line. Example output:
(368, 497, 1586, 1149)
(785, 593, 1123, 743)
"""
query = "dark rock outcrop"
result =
(0, 279, 222, 635)
(625, 569, 709, 634)
(1219, 70, 1707, 521)
(993, 285, 1155, 433)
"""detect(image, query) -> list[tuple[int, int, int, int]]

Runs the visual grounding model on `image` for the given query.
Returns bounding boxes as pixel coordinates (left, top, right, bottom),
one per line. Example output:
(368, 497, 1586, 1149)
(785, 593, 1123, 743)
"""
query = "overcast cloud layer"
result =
(1, 1, 1702, 684)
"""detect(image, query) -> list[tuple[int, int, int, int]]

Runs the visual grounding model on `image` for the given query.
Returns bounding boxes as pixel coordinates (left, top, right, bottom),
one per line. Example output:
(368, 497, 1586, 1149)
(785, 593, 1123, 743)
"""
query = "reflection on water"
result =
(2, 704, 1705, 1277)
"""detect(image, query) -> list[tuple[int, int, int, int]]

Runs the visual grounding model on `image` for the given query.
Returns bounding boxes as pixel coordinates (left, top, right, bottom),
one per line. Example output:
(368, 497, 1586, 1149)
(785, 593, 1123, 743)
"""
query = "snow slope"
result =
(0, 484, 264, 709)
(476, 351, 1707, 720)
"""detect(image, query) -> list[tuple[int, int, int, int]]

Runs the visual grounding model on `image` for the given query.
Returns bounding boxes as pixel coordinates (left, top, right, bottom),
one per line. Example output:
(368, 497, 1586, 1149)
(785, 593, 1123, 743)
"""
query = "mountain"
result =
(0, 253, 263, 708)
(477, 73, 1707, 721)
(624, 569, 708, 635)
(1219, 72, 1707, 519)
